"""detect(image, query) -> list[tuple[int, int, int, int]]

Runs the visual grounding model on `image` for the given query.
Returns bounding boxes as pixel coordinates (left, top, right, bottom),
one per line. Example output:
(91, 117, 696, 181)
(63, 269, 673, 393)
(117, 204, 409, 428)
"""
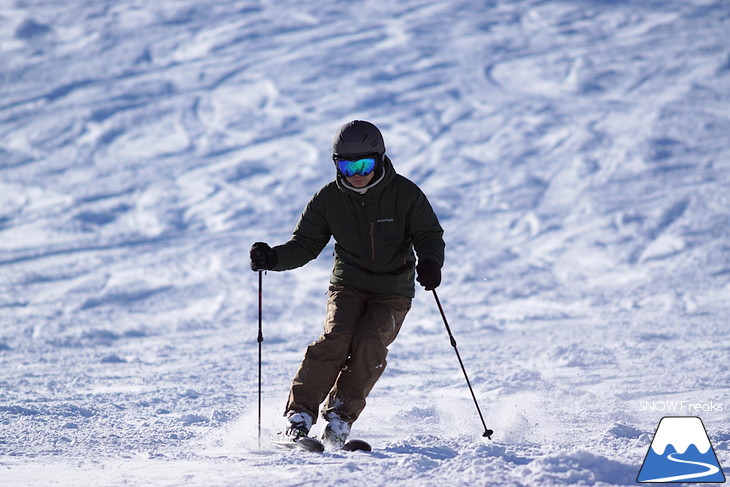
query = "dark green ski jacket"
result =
(272, 158, 444, 298)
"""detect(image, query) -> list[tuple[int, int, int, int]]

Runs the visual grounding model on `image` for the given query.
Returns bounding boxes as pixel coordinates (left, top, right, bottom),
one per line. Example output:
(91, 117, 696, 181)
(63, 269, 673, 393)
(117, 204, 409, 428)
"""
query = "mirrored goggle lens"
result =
(336, 157, 376, 177)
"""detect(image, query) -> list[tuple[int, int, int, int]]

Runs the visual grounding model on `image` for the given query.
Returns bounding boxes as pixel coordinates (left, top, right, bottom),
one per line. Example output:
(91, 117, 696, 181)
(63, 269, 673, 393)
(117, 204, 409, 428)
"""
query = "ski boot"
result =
(284, 411, 313, 441)
(322, 413, 351, 449)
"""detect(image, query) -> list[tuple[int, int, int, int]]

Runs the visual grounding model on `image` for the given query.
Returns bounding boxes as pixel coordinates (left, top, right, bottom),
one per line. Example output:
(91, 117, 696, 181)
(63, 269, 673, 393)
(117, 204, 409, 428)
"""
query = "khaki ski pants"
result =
(285, 284, 412, 425)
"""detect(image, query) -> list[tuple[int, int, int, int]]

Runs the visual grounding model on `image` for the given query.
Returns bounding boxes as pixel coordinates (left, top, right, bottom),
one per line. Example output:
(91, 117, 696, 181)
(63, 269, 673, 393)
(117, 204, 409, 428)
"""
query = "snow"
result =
(1, 0, 729, 485)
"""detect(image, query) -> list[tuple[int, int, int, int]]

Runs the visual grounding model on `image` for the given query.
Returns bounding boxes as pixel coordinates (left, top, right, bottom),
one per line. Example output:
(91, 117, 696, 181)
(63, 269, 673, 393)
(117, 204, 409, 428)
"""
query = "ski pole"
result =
(432, 289, 493, 440)
(257, 270, 264, 447)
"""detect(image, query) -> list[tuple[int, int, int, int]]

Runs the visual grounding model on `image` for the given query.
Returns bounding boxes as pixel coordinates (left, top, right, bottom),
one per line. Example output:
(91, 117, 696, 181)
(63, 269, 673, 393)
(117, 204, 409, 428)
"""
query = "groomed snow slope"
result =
(1, 0, 729, 485)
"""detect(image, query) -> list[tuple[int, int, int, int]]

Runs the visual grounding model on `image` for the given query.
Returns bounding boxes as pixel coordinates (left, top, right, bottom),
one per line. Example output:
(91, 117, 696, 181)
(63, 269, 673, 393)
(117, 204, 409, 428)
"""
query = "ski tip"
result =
(342, 439, 372, 452)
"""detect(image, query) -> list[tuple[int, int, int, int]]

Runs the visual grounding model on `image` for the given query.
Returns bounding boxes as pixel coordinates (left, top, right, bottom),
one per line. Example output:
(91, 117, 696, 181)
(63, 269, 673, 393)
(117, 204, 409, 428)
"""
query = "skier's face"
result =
(346, 171, 375, 188)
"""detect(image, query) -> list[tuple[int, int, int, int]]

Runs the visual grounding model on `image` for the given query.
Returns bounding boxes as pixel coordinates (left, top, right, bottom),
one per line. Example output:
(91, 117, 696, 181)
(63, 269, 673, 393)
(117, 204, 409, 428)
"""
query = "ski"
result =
(272, 437, 371, 453)
(342, 439, 371, 452)
(272, 436, 325, 453)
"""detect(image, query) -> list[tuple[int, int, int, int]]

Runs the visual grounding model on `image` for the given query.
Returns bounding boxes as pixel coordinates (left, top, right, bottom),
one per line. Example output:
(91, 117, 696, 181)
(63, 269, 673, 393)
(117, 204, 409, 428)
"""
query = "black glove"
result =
(416, 260, 441, 291)
(250, 242, 277, 271)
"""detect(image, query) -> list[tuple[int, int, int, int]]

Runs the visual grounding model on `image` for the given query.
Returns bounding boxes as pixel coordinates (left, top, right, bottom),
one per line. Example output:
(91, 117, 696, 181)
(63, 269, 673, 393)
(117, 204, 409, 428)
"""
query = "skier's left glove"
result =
(250, 242, 277, 271)
(416, 260, 441, 291)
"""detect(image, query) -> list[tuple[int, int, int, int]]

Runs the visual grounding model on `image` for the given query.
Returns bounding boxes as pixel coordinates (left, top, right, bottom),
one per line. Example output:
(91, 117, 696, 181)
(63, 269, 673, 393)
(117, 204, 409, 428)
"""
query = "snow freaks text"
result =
(639, 401, 724, 413)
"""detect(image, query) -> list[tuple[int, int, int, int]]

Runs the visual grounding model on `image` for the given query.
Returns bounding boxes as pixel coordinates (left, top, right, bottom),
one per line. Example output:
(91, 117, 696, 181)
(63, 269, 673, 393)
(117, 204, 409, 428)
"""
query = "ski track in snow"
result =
(1, 0, 729, 485)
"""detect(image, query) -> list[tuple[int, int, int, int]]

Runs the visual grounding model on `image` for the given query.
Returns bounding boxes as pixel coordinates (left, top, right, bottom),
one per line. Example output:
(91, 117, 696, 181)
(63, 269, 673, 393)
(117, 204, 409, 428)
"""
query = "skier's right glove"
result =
(250, 242, 277, 271)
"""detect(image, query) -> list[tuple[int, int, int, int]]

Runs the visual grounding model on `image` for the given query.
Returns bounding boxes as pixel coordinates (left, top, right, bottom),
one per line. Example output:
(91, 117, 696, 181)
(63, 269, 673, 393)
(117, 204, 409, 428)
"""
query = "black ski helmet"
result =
(332, 120, 385, 158)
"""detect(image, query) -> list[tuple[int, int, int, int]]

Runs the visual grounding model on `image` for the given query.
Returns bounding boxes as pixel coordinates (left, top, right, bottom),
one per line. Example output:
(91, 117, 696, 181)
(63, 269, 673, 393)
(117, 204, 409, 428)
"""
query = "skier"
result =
(250, 120, 444, 448)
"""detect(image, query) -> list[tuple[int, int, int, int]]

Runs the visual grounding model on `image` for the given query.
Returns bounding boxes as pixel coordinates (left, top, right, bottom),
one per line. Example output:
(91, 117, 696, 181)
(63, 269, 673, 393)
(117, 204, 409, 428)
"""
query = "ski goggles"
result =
(334, 155, 377, 177)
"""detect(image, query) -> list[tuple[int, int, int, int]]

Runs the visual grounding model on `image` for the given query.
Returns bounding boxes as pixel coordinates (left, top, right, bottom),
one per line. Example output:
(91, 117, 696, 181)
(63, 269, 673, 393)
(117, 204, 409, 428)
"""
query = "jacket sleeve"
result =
(408, 187, 445, 268)
(272, 191, 331, 271)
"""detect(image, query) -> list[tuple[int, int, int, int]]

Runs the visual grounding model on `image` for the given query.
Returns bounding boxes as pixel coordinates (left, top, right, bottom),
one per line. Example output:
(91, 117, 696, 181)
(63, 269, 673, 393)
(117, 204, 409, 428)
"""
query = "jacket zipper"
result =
(370, 222, 376, 261)
(361, 195, 375, 262)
